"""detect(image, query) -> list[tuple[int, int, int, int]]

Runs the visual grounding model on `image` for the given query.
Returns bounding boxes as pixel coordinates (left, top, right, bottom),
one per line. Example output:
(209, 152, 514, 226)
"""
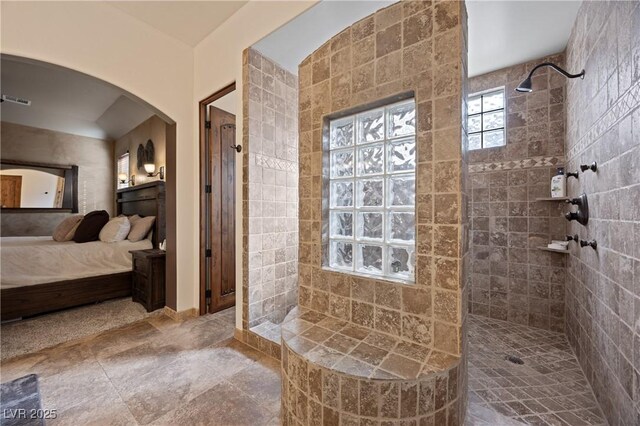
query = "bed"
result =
(1, 181, 165, 320)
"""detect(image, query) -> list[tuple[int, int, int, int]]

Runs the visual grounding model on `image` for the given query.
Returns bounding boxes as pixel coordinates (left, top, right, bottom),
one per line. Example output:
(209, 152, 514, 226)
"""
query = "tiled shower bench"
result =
(281, 307, 465, 425)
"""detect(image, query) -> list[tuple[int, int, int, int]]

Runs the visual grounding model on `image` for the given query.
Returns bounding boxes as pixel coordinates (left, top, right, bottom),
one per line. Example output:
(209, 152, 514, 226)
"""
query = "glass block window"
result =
(468, 87, 505, 150)
(117, 152, 130, 189)
(328, 99, 416, 281)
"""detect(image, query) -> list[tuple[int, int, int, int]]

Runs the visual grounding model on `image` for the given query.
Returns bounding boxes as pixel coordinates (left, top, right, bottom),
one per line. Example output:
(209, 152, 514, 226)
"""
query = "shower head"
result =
(515, 77, 533, 93)
(515, 62, 585, 93)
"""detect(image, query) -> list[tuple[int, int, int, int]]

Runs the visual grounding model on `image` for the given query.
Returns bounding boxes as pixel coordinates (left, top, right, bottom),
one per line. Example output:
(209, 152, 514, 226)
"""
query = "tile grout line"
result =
(94, 354, 141, 426)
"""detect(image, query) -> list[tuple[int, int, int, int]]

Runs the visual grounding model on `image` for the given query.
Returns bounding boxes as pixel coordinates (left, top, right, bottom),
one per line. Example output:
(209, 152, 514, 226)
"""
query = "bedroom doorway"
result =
(199, 83, 237, 314)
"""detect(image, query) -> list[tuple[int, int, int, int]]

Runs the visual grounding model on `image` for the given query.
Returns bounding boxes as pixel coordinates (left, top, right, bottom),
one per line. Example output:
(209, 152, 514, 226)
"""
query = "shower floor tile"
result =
(250, 320, 282, 344)
(466, 315, 607, 426)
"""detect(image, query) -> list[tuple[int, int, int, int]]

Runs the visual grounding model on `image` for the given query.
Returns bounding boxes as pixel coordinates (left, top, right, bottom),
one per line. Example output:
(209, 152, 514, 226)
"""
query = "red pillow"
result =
(72, 210, 110, 243)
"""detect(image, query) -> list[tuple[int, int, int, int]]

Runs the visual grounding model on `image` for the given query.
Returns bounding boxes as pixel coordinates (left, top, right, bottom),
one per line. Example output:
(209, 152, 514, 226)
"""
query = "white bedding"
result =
(0, 236, 152, 288)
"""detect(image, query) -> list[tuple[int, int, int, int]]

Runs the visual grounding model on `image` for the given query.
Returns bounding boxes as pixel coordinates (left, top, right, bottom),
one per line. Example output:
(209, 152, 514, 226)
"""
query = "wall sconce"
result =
(118, 173, 135, 186)
(144, 163, 165, 180)
(515, 62, 585, 93)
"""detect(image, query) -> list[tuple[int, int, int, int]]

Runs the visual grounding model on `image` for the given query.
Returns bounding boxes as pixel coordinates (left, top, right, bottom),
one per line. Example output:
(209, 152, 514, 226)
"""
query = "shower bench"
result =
(280, 307, 465, 425)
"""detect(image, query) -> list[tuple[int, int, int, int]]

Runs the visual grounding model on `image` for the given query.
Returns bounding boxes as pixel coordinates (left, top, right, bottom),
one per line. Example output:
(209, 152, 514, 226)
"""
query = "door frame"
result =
(198, 82, 236, 315)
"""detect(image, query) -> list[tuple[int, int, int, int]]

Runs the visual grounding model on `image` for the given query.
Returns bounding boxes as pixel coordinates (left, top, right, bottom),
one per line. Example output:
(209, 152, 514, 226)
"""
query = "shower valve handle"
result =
(565, 212, 579, 221)
(580, 239, 597, 250)
(580, 162, 597, 173)
(565, 171, 579, 179)
(565, 197, 581, 205)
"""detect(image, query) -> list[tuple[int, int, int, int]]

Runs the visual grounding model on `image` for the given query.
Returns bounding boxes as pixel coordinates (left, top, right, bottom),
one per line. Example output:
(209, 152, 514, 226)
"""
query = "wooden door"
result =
(207, 106, 236, 313)
(0, 175, 22, 207)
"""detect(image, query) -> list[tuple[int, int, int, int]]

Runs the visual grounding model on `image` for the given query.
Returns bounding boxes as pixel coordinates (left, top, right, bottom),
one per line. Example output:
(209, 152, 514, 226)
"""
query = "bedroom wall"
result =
(0, 0, 192, 310)
(1, 0, 317, 314)
(0, 121, 113, 237)
(114, 115, 168, 187)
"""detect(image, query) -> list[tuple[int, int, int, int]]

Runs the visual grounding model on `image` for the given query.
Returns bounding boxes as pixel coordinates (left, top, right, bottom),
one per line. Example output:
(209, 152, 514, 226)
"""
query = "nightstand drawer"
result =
(133, 257, 150, 277)
(132, 273, 148, 293)
(132, 285, 147, 303)
(129, 249, 166, 313)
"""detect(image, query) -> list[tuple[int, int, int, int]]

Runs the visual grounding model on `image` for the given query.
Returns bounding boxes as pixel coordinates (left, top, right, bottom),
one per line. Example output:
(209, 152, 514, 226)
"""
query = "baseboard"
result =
(233, 328, 244, 342)
(162, 306, 198, 321)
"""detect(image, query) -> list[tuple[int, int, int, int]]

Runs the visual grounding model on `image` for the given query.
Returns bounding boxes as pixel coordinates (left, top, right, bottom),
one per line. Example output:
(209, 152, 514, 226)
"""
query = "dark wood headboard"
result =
(116, 181, 165, 248)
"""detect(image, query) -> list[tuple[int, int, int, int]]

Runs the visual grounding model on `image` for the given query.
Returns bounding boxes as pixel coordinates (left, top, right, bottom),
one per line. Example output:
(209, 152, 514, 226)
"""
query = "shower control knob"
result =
(566, 234, 579, 242)
(565, 171, 579, 179)
(565, 197, 581, 205)
(580, 239, 597, 250)
(565, 212, 579, 221)
(580, 162, 597, 173)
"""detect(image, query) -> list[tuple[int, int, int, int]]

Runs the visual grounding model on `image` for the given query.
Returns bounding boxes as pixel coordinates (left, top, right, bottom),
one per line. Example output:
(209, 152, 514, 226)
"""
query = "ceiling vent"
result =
(1, 94, 31, 106)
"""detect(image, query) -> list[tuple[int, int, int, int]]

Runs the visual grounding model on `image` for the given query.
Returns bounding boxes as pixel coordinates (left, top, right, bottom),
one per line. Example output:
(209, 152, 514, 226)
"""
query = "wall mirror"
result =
(0, 160, 78, 212)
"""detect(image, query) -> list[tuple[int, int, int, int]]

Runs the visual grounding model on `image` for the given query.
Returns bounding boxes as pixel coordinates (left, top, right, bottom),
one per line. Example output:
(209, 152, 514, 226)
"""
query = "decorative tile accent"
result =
(251, 153, 298, 173)
(566, 79, 640, 159)
(469, 156, 564, 173)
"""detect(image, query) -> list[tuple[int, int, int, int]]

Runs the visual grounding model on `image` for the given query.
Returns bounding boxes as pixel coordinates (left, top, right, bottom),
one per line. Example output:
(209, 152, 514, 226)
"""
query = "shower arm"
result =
(526, 62, 585, 81)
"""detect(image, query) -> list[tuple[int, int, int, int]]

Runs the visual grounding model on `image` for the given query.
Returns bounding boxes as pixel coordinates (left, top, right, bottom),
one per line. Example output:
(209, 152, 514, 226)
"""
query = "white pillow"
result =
(99, 216, 131, 243)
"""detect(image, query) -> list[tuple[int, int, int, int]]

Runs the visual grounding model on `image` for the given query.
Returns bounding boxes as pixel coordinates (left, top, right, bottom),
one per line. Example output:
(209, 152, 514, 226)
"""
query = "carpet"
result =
(1, 298, 153, 361)
(0, 374, 44, 426)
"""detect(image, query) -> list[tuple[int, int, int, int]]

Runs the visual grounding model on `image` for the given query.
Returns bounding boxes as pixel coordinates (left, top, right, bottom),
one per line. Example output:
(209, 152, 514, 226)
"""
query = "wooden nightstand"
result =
(130, 249, 166, 312)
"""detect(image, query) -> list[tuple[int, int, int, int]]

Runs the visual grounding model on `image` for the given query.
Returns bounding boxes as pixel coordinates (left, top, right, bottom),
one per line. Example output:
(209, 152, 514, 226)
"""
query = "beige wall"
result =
(114, 115, 168, 188)
(0, 122, 113, 236)
(564, 2, 640, 424)
(194, 1, 317, 327)
(0, 0, 323, 317)
(1, 1, 195, 310)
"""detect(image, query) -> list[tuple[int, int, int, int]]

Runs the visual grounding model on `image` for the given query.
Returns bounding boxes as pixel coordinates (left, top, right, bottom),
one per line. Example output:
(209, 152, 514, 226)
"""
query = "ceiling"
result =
(108, 1, 248, 47)
(1, 56, 155, 140)
(0, 1, 582, 142)
(253, 0, 581, 77)
(467, 1, 582, 77)
(253, 1, 396, 74)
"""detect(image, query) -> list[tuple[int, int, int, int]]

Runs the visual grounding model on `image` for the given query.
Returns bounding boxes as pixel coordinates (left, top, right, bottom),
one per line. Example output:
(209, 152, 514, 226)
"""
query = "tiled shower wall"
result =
(468, 54, 568, 332)
(242, 48, 299, 329)
(564, 1, 640, 424)
(298, 0, 469, 357)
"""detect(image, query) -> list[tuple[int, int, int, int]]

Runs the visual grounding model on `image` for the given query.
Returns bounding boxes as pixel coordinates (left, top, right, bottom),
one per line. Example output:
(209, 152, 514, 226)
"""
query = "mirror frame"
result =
(0, 159, 79, 213)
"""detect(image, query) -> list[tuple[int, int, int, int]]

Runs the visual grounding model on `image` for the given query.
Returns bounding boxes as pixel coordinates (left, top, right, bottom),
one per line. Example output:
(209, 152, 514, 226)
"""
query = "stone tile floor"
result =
(250, 319, 282, 344)
(1, 308, 607, 425)
(466, 315, 607, 426)
(1, 307, 280, 425)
